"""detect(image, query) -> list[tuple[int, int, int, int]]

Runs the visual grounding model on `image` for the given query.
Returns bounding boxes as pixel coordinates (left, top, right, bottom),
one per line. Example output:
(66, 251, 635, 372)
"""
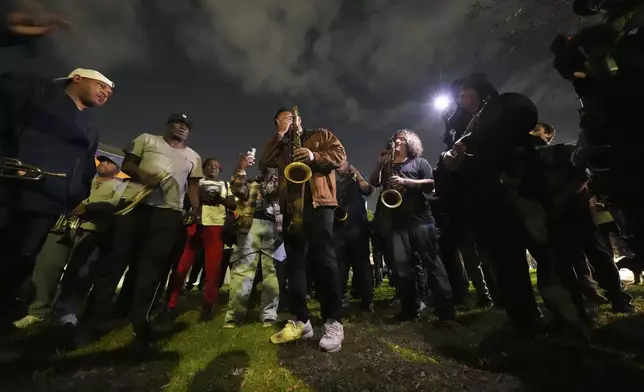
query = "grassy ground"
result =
(1, 276, 644, 392)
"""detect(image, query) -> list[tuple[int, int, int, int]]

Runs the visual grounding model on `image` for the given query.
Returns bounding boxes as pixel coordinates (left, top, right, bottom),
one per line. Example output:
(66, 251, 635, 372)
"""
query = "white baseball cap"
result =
(54, 68, 115, 88)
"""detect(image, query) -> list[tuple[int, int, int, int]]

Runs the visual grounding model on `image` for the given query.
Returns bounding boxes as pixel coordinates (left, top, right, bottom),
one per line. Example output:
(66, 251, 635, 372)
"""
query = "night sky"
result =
(1, 0, 592, 207)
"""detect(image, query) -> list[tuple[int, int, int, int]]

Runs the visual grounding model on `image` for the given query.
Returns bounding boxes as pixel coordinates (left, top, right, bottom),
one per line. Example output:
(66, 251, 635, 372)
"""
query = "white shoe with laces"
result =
(318, 319, 344, 353)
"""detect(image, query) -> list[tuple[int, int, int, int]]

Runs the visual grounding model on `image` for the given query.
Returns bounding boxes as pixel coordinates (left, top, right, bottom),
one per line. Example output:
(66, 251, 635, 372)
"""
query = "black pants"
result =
(284, 206, 342, 322)
(558, 205, 630, 305)
(473, 201, 542, 326)
(54, 231, 108, 318)
(388, 223, 455, 320)
(0, 205, 56, 304)
(84, 204, 183, 332)
(335, 222, 373, 306)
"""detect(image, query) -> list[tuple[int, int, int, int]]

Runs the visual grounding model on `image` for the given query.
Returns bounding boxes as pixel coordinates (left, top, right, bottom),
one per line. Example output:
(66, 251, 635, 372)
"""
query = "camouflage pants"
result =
(225, 218, 284, 323)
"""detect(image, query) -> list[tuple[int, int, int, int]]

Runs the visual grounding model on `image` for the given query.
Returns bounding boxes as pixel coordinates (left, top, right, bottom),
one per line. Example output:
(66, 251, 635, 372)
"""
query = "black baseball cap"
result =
(96, 155, 120, 169)
(167, 113, 193, 130)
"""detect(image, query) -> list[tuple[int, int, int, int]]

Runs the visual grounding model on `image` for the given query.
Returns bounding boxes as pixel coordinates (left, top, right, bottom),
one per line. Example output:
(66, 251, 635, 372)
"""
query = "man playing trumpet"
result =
(260, 107, 347, 353)
(369, 130, 457, 326)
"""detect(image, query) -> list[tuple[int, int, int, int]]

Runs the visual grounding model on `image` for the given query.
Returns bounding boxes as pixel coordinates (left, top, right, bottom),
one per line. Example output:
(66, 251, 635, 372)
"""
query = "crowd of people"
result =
(1, 0, 643, 358)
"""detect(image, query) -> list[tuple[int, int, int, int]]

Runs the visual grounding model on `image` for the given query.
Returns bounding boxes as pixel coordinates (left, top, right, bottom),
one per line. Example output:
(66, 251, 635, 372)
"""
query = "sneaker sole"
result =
(320, 343, 342, 353)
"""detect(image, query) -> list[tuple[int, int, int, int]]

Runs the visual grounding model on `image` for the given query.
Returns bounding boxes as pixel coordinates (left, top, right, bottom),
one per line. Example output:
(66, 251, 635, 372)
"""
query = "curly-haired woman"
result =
(368, 129, 458, 327)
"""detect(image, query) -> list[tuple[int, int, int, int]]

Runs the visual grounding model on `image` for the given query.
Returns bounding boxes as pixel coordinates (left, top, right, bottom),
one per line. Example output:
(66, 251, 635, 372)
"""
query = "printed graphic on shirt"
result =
(200, 179, 229, 226)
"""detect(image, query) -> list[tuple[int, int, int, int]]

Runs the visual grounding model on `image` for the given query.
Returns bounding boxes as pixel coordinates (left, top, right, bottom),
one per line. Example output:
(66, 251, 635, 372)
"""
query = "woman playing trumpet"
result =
(368, 129, 458, 326)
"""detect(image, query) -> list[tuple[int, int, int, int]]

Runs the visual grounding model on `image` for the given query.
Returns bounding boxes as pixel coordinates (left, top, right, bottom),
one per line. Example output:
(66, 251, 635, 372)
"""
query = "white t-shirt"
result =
(200, 179, 229, 226)
(121, 134, 203, 211)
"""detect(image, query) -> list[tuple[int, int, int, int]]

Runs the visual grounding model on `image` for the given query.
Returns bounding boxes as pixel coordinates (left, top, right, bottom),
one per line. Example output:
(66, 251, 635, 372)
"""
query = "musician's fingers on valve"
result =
(139, 172, 162, 187)
(293, 147, 313, 162)
(387, 175, 407, 188)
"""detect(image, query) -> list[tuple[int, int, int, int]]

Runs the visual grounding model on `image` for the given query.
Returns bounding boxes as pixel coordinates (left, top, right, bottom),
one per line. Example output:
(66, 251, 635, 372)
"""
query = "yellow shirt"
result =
(200, 179, 229, 226)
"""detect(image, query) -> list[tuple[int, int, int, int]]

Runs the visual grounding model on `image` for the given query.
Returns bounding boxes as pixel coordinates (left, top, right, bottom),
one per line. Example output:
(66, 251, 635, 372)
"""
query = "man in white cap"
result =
(0, 67, 113, 332)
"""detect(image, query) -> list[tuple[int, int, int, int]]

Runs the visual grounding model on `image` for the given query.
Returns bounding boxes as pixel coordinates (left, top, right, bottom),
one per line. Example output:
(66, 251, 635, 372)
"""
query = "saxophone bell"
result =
(380, 189, 403, 209)
(334, 206, 349, 222)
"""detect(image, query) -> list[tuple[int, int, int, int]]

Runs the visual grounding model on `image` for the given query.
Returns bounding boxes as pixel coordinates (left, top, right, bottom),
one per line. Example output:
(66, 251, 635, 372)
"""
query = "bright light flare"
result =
(433, 94, 452, 112)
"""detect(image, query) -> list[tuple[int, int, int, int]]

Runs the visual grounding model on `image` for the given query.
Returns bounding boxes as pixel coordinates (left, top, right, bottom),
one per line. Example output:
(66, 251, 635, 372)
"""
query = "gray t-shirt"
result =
(81, 177, 127, 232)
(121, 133, 203, 211)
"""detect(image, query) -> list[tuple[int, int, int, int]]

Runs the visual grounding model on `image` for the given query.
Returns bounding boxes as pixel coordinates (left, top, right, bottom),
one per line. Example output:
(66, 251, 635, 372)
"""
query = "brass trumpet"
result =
(0, 157, 67, 180)
(51, 214, 82, 233)
(50, 214, 82, 246)
(283, 106, 312, 184)
(380, 141, 403, 209)
(115, 165, 173, 216)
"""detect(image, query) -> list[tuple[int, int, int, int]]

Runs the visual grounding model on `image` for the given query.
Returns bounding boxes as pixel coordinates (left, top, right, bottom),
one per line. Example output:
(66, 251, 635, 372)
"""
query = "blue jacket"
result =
(0, 72, 98, 215)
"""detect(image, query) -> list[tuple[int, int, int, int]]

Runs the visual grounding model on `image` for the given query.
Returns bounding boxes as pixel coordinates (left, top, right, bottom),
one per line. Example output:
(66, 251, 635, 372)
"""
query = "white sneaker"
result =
(318, 319, 344, 352)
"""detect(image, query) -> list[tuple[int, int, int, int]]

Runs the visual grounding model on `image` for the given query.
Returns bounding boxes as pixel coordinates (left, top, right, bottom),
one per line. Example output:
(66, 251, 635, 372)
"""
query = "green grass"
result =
(2, 277, 644, 392)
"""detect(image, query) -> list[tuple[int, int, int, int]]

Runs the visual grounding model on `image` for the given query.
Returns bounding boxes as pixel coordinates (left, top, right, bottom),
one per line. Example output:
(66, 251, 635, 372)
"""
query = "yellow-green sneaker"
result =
(269, 320, 314, 344)
(13, 314, 44, 329)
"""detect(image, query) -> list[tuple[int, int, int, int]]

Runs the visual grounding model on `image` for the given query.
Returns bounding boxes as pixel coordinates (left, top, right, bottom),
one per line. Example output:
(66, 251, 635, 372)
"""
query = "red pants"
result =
(168, 224, 224, 310)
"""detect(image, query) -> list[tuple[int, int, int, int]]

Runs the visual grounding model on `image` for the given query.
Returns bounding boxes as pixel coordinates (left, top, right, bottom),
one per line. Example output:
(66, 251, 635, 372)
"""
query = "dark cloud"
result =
(45, 1, 584, 127)
(32, 0, 590, 198)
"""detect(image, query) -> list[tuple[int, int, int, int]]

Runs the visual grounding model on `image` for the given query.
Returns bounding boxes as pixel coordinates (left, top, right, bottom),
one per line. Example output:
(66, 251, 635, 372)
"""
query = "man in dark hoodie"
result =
(0, 68, 113, 322)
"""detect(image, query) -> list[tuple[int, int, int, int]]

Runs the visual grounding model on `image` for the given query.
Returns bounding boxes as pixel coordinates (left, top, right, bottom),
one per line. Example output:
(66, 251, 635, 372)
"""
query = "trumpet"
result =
(115, 165, 173, 216)
(283, 106, 312, 184)
(0, 157, 67, 180)
(380, 141, 403, 209)
(50, 214, 82, 246)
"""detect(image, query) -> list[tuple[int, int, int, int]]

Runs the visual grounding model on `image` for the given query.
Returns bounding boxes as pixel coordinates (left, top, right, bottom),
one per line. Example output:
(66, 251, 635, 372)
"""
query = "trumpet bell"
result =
(380, 189, 403, 209)
(284, 162, 312, 184)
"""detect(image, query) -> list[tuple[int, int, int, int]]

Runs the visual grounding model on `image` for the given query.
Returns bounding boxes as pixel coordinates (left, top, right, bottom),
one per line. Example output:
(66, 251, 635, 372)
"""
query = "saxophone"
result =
(283, 106, 312, 184)
(379, 140, 403, 209)
(442, 96, 491, 169)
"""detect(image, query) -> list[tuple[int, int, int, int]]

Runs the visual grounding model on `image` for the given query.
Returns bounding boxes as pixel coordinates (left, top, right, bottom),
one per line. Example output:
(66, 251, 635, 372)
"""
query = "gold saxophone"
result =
(115, 165, 173, 216)
(379, 141, 403, 209)
(283, 106, 312, 184)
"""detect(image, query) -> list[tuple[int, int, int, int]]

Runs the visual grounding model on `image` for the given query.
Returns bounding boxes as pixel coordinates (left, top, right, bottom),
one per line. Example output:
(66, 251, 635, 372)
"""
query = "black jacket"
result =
(0, 72, 98, 215)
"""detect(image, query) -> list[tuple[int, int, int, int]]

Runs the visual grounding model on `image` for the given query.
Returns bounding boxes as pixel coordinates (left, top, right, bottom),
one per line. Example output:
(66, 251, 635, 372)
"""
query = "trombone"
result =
(283, 105, 312, 184)
(0, 157, 67, 180)
(115, 165, 173, 216)
(379, 141, 403, 209)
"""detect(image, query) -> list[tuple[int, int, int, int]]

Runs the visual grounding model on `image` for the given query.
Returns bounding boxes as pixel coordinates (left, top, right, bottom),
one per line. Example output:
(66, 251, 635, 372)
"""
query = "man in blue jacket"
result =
(0, 68, 113, 323)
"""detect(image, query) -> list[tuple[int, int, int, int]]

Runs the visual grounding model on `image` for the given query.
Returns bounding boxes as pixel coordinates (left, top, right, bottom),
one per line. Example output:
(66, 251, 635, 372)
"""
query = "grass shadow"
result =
(186, 349, 250, 392)
(0, 342, 181, 392)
